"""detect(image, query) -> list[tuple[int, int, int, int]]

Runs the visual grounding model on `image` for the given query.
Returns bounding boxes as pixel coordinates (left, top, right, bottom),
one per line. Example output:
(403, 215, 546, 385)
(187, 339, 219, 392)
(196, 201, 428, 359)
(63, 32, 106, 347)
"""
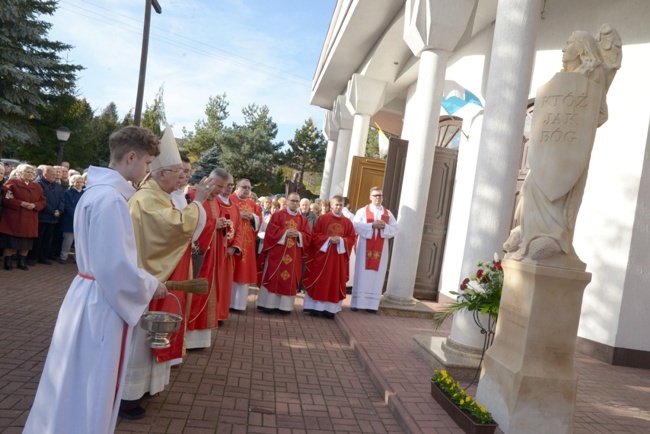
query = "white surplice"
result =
(351, 205, 399, 311)
(23, 166, 160, 434)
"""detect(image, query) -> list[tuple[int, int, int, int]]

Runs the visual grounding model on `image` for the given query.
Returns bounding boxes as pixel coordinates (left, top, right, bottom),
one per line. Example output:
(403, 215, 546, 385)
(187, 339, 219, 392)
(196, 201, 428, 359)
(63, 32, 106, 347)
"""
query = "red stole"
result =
(365, 206, 389, 271)
(149, 244, 192, 363)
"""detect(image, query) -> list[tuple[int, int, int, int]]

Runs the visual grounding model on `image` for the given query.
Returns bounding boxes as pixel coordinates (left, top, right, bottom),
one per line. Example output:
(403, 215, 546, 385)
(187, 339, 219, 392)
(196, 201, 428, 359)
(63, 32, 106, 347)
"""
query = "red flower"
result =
(493, 261, 502, 271)
(476, 269, 484, 279)
(459, 278, 470, 291)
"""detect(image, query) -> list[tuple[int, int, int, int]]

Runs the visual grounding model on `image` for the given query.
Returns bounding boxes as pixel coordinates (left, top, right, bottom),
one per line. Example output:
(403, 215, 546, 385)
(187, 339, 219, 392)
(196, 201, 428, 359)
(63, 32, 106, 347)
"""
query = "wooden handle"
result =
(165, 278, 208, 294)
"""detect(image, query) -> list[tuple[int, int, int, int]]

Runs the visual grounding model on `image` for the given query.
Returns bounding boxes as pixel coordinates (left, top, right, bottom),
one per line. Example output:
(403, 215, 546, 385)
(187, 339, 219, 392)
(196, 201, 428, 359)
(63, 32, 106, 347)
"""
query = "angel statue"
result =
(503, 25, 622, 268)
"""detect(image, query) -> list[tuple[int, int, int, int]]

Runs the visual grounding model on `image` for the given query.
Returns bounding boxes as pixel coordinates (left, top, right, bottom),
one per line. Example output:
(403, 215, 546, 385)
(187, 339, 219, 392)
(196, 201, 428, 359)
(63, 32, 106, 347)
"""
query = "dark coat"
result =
(61, 187, 84, 233)
(36, 176, 64, 224)
(0, 178, 46, 238)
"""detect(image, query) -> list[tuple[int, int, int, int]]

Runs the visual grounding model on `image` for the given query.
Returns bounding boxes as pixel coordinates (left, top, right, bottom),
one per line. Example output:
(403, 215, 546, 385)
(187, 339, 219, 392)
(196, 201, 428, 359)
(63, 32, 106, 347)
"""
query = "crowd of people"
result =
(6, 125, 399, 434)
(0, 161, 86, 270)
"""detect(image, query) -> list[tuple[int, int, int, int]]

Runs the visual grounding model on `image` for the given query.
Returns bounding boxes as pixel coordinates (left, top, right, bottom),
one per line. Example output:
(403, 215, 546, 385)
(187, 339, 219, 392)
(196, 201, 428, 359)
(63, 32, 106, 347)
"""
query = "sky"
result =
(45, 0, 337, 144)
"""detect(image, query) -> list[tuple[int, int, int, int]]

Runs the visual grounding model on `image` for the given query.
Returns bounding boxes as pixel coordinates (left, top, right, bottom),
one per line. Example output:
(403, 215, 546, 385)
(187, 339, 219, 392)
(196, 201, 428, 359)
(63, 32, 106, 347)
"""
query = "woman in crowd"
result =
(320, 199, 331, 215)
(59, 174, 85, 264)
(0, 164, 46, 271)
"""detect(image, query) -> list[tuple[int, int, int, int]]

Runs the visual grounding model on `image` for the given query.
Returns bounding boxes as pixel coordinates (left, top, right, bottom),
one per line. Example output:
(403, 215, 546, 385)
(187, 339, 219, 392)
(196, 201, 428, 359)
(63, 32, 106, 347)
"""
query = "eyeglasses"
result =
(289, 199, 300, 203)
(162, 167, 183, 173)
(371, 194, 383, 197)
(226, 183, 235, 187)
(239, 186, 252, 190)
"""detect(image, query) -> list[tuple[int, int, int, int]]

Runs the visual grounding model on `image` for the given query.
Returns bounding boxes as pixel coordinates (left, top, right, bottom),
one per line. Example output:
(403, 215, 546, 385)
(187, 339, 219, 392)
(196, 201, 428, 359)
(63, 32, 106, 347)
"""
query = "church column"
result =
(342, 73, 386, 195)
(329, 95, 353, 196)
(459, 0, 542, 279)
(383, 0, 477, 306)
(320, 110, 339, 199)
(422, 0, 543, 383)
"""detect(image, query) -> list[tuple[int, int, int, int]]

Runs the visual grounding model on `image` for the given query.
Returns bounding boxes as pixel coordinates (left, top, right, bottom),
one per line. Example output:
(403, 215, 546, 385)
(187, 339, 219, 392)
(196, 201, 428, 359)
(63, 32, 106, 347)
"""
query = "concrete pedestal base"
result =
(476, 259, 591, 434)
(413, 335, 483, 381)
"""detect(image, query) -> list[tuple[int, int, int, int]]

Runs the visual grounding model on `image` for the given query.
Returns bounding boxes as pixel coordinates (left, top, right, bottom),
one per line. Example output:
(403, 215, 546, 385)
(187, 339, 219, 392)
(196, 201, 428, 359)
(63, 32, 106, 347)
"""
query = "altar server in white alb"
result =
(23, 126, 168, 434)
(351, 186, 399, 313)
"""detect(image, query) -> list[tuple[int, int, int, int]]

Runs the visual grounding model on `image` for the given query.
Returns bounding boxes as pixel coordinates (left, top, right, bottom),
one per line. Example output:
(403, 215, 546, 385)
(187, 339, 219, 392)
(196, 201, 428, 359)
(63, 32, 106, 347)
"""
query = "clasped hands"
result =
(372, 220, 386, 230)
(216, 217, 231, 229)
(20, 201, 36, 210)
(240, 210, 253, 220)
(285, 228, 300, 238)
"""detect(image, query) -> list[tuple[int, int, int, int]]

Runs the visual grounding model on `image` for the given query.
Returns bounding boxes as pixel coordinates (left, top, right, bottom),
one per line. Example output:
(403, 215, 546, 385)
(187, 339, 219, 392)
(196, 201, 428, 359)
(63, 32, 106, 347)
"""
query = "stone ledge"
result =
(378, 298, 436, 319)
(413, 335, 482, 381)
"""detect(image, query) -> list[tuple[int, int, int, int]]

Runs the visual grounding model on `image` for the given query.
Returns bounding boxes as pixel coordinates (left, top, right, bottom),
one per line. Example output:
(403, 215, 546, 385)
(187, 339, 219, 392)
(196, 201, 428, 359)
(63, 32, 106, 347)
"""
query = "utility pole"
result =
(134, 0, 162, 126)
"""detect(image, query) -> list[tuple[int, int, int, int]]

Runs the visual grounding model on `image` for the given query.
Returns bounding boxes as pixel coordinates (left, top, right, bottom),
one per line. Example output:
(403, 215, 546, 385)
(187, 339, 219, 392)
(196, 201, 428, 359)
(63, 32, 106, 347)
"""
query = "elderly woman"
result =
(58, 174, 85, 264)
(0, 164, 46, 270)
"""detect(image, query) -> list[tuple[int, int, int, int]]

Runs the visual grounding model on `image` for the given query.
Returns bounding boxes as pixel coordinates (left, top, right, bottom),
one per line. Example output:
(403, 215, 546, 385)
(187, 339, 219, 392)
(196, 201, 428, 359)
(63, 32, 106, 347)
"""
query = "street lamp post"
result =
(55, 127, 71, 165)
(133, 0, 162, 126)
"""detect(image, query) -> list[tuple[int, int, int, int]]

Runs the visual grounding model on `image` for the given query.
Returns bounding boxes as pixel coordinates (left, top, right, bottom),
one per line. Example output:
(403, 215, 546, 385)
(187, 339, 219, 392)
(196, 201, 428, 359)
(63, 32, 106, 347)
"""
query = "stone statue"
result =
(504, 25, 621, 267)
(284, 172, 301, 196)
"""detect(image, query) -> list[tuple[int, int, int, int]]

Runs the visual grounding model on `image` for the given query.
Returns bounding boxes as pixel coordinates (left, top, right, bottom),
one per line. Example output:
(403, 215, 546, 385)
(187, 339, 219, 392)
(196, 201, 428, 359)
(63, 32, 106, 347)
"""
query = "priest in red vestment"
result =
(257, 192, 311, 314)
(302, 195, 356, 319)
(215, 176, 243, 323)
(185, 168, 231, 349)
(229, 178, 262, 311)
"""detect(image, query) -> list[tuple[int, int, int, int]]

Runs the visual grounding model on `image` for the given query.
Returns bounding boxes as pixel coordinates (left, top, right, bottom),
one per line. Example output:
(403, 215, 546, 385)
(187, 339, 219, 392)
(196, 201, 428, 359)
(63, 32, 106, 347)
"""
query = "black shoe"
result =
(58, 259, 66, 264)
(4, 257, 12, 271)
(17, 256, 29, 270)
(366, 309, 378, 314)
(308, 311, 321, 317)
(323, 312, 335, 320)
(37, 259, 52, 265)
(278, 310, 291, 316)
(217, 320, 224, 327)
(350, 307, 358, 312)
(259, 307, 275, 314)
(119, 405, 146, 420)
(26, 259, 36, 266)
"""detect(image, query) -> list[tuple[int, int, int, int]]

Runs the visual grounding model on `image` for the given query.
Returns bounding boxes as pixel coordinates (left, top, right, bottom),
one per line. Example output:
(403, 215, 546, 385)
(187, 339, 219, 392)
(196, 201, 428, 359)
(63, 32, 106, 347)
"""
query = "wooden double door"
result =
(347, 137, 458, 300)
(382, 138, 458, 300)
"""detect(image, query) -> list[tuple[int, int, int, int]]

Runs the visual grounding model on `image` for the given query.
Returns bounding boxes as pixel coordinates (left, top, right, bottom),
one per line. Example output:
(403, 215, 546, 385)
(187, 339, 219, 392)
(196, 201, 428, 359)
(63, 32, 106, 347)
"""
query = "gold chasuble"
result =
(129, 178, 201, 362)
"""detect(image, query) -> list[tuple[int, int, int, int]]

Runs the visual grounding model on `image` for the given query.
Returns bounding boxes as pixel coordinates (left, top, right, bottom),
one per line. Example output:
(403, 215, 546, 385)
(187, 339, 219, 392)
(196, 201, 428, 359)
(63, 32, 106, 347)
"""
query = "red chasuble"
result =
(364, 205, 390, 270)
(215, 196, 243, 320)
(187, 195, 225, 332)
(148, 245, 192, 363)
(303, 212, 356, 303)
(229, 194, 262, 284)
(257, 209, 311, 296)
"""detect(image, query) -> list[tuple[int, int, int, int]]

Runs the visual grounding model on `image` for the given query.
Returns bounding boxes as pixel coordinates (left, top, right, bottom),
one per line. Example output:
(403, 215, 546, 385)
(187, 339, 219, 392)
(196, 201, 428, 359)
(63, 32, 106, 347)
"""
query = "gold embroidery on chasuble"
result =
(282, 254, 292, 265)
(373, 251, 381, 260)
(326, 223, 344, 237)
(286, 238, 295, 248)
(285, 219, 298, 230)
(280, 270, 290, 281)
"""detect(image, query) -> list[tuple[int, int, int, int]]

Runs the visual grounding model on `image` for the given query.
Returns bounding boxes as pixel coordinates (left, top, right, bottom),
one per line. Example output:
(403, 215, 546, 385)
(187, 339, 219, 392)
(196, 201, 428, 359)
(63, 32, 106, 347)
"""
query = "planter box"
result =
(431, 382, 498, 434)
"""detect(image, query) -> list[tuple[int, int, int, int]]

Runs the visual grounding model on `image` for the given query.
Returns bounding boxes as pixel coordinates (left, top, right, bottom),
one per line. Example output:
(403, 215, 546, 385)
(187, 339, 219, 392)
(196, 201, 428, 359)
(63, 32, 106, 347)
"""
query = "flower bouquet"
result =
(433, 253, 504, 335)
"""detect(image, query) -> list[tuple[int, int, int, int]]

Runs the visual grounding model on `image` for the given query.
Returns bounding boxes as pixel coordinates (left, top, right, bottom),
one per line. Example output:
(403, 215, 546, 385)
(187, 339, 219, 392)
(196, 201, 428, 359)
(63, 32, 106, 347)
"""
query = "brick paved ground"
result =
(1, 261, 649, 433)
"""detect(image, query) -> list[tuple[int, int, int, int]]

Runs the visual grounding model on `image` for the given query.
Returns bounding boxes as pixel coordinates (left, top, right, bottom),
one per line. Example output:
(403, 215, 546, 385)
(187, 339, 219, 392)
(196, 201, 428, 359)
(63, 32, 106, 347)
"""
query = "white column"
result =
(459, 0, 543, 279)
(329, 95, 353, 196)
(383, 0, 477, 305)
(384, 49, 448, 305)
(320, 110, 339, 199)
(342, 73, 386, 195)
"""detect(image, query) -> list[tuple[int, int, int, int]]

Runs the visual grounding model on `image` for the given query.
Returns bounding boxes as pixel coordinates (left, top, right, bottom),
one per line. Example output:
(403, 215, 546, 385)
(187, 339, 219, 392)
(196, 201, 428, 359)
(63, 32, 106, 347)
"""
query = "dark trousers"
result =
(28, 222, 55, 261)
(50, 221, 63, 259)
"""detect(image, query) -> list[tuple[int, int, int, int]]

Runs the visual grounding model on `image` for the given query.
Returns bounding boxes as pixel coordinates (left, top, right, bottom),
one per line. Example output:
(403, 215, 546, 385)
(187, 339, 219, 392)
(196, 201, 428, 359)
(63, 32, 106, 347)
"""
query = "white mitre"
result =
(150, 124, 181, 171)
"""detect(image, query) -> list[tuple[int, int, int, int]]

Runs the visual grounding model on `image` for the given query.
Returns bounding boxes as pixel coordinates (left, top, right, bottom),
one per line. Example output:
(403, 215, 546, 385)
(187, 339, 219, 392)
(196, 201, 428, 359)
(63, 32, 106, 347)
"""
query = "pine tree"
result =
(141, 85, 167, 136)
(281, 118, 327, 192)
(181, 94, 229, 161)
(0, 0, 82, 153)
(219, 103, 280, 191)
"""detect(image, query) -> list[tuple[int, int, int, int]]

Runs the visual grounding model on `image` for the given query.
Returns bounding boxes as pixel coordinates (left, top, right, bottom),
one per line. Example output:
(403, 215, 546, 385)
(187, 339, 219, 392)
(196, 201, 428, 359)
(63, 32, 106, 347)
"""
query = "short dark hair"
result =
(109, 126, 160, 163)
(331, 195, 344, 203)
(343, 196, 350, 207)
(179, 153, 190, 164)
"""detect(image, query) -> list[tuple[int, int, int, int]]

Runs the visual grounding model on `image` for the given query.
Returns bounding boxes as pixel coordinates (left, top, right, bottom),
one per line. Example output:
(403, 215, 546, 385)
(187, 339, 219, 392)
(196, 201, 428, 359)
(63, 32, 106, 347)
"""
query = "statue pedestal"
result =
(476, 259, 591, 434)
